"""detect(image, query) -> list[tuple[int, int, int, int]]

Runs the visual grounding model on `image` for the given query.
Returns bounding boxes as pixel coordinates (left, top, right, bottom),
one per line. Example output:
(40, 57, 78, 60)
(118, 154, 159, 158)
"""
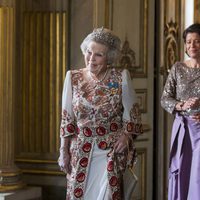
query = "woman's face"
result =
(185, 32, 200, 59)
(84, 41, 108, 73)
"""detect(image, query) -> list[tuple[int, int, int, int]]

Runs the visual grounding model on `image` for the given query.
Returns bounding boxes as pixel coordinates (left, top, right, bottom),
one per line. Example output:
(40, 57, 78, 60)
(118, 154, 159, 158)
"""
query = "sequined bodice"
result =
(161, 62, 200, 113)
(175, 63, 200, 98)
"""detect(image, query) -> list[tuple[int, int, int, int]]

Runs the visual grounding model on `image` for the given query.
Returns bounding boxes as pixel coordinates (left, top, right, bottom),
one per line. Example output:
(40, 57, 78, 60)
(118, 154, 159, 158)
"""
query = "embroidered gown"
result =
(161, 62, 200, 200)
(60, 68, 142, 200)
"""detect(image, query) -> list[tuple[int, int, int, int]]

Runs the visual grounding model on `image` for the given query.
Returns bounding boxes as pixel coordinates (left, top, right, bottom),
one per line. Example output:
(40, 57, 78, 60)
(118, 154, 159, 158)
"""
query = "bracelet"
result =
(179, 101, 185, 111)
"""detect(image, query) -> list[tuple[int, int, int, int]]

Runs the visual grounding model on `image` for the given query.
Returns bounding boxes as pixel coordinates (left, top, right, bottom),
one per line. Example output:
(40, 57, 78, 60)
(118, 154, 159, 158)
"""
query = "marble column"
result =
(0, 1, 24, 191)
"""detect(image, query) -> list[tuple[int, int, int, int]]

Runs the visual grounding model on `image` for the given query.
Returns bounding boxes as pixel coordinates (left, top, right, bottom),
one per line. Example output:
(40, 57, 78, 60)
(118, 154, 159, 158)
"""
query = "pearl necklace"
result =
(89, 68, 108, 83)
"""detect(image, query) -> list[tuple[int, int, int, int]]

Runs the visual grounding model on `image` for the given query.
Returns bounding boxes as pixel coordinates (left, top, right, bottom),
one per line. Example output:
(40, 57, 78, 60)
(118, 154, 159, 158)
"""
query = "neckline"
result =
(89, 68, 109, 83)
(182, 62, 200, 70)
(183, 60, 200, 69)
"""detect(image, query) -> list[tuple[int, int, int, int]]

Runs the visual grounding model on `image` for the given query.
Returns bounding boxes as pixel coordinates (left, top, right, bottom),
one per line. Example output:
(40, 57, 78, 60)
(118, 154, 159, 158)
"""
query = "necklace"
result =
(188, 60, 200, 68)
(89, 68, 108, 83)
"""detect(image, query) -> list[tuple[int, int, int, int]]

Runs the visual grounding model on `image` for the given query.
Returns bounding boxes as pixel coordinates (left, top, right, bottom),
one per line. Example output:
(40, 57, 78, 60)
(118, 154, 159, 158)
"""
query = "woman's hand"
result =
(182, 97, 200, 111)
(58, 147, 71, 174)
(113, 134, 129, 153)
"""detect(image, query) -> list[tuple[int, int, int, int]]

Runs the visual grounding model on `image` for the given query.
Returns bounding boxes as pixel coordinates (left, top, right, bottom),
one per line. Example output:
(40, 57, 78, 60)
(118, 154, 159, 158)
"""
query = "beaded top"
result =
(161, 61, 200, 114)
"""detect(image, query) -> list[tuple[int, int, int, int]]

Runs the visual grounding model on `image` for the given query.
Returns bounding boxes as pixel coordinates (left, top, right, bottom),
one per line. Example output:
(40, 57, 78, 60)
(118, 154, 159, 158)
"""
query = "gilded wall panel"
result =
(195, 0, 200, 23)
(112, 0, 148, 78)
(70, 0, 93, 68)
(156, 0, 183, 199)
(0, 6, 15, 165)
(16, 11, 68, 173)
(131, 148, 147, 200)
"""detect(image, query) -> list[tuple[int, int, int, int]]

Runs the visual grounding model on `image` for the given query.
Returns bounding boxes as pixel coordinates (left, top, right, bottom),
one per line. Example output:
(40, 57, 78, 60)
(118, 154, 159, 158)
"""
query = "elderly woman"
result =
(58, 27, 142, 200)
(161, 23, 200, 200)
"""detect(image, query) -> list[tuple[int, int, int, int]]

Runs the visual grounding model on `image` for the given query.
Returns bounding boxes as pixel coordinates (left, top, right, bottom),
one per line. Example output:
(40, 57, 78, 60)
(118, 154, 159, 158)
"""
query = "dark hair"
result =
(183, 23, 200, 43)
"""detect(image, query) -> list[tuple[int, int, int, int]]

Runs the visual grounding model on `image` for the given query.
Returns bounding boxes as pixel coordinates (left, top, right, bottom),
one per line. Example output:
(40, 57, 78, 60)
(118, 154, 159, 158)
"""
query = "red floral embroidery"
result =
(79, 157, 88, 168)
(63, 69, 142, 199)
(82, 142, 92, 152)
(110, 123, 118, 132)
(96, 126, 106, 136)
(107, 161, 114, 172)
(67, 124, 75, 133)
(74, 188, 83, 198)
(76, 127, 80, 134)
(98, 141, 107, 150)
(76, 172, 85, 182)
(112, 191, 120, 200)
(127, 122, 134, 132)
(109, 176, 118, 186)
(83, 127, 92, 137)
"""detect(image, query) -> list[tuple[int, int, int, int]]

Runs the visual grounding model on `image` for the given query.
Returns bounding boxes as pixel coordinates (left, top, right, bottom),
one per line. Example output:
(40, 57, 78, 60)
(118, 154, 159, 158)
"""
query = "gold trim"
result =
(29, 12, 35, 152)
(137, 0, 148, 78)
(138, 148, 147, 200)
(22, 12, 30, 152)
(93, 0, 98, 27)
(0, 172, 22, 177)
(62, 12, 67, 82)
(143, 0, 148, 77)
(42, 12, 49, 153)
(55, 12, 60, 153)
(104, 0, 110, 28)
(164, 20, 179, 77)
(49, 12, 55, 154)
(21, 169, 63, 176)
(35, 12, 42, 152)
(0, 183, 25, 192)
(135, 89, 148, 113)
(0, 169, 24, 192)
(194, 0, 200, 23)
(15, 158, 57, 164)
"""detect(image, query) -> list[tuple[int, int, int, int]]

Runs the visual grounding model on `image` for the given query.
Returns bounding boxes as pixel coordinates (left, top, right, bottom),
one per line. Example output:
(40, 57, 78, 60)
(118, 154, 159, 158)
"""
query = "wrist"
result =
(177, 101, 185, 111)
(124, 132, 131, 140)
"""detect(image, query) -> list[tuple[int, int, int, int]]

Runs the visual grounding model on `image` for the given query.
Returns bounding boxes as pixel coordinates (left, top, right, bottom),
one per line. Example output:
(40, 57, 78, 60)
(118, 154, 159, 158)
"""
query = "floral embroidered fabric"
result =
(60, 68, 142, 200)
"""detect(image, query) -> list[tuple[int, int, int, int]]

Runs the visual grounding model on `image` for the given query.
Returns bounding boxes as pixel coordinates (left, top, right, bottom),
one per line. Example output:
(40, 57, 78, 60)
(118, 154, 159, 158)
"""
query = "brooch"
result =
(108, 82, 119, 95)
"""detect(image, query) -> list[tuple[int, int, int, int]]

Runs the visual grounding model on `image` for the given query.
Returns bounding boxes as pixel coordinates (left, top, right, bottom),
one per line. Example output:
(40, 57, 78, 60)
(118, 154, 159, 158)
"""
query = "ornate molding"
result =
(118, 39, 143, 78)
(119, 39, 136, 69)
(131, 148, 147, 200)
(161, 20, 179, 77)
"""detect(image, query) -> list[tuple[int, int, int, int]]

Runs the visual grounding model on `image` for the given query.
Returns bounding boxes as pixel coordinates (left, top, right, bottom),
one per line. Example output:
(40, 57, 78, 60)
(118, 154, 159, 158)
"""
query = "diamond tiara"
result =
(90, 27, 120, 50)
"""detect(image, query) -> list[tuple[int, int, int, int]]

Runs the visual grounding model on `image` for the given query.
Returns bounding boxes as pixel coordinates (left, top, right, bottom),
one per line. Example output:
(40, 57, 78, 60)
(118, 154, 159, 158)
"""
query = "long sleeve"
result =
(122, 69, 143, 136)
(60, 70, 76, 138)
(160, 64, 179, 114)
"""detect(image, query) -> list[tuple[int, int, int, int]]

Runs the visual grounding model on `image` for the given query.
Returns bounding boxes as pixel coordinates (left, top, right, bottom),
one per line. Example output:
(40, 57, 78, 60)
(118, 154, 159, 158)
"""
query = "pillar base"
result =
(0, 166, 25, 192)
(0, 186, 41, 200)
